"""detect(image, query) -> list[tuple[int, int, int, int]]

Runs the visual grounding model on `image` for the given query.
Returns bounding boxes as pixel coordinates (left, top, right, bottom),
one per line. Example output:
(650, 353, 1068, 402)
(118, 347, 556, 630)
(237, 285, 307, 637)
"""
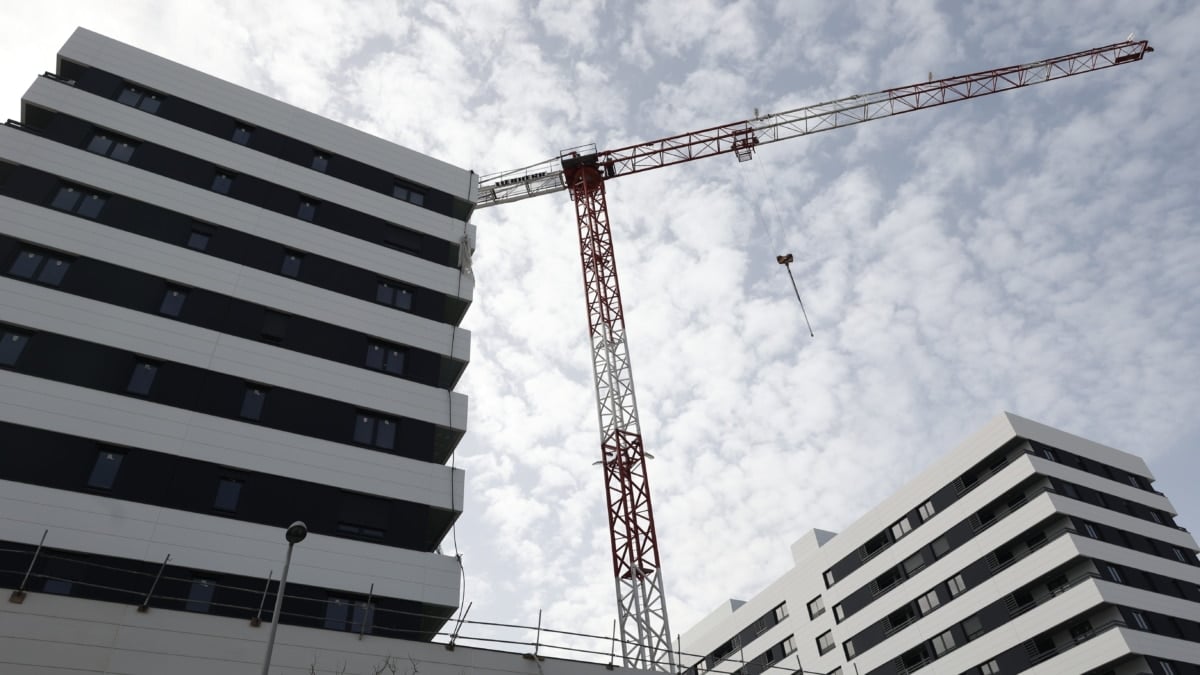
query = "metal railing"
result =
(2, 537, 828, 674)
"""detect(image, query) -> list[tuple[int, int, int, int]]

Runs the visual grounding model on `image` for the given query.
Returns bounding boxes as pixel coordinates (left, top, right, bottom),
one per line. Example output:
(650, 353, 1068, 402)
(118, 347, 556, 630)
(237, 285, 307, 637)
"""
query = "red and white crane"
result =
(474, 39, 1152, 671)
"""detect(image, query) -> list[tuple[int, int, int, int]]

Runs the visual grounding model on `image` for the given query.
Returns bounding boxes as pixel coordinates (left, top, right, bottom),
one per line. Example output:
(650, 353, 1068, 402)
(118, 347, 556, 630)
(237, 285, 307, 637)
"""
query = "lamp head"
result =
(285, 521, 308, 544)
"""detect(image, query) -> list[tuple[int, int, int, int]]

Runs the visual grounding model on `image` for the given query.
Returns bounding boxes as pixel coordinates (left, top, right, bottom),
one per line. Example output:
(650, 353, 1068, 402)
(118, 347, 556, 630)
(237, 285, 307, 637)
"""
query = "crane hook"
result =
(776, 253, 815, 338)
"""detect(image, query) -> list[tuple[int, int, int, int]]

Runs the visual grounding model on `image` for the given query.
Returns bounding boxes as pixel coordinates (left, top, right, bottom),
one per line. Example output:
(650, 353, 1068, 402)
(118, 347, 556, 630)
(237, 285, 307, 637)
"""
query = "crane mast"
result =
(474, 39, 1152, 671)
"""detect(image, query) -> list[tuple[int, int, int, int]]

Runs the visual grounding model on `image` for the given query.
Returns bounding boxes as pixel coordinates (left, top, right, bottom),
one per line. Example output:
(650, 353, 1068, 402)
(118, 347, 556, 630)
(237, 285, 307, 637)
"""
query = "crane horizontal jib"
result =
(474, 39, 1151, 208)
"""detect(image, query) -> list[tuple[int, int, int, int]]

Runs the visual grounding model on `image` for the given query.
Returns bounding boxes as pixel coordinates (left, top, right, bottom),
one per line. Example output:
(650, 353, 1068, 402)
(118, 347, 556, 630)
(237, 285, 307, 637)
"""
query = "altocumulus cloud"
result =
(3, 0, 1199, 658)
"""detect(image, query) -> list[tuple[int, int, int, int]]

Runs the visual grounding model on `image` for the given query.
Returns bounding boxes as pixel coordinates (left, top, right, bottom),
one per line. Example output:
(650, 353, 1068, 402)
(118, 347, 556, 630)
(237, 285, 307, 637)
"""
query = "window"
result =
(979, 660, 1000, 675)
(117, 84, 163, 113)
(392, 181, 425, 206)
(231, 124, 253, 145)
(384, 228, 422, 254)
(1172, 547, 1189, 563)
(1060, 481, 1078, 499)
(773, 603, 789, 622)
(366, 342, 407, 376)
(211, 171, 234, 194)
(186, 577, 216, 612)
(947, 574, 966, 597)
(187, 229, 211, 251)
(10, 247, 73, 286)
(931, 629, 955, 656)
(1040, 446, 1058, 461)
(1083, 521, 1100, 539)
(843, 639, 856, 659)
(1162, 661, 1177, 675)
(376, 280, 414, 311)
(324, 595, 374, 633)
(781, 635, 796, 655)
(829, 669, 842, 675)
(833, 603, 845, 622)
(42, 577, 73, 595)
(861, 531, 888, 559)
(823, 569, 836, 588)
(280, 250, 303, 277)
(1045, 573, 1069, 593)
(213, 478, 242, 512)
(891, 517, 912, 540)
(807, 595, 825, 619)
(87, 449, 124, 489)
(311, 150, 329, 172)
(1128, 474, 1143, 489)
(297, 198, 318, 221)
(962, 614, 984, 640)
(353, 412, 397, 450)
(1070, 620, 1094, 642)
(0, 327, 30, 366)
(931, 536, 950, 558)
(1131, 610, 1149, 631)
(917, 589, 940, 614)
(816, 630, 834, 655)
(49, 182, 107, 216)
(240, 385, 267, 420)
(1150, 510, 1163, 524)
(126, 360, 159, 395)
(336, 522, 385, 539)
(261, 311, 287, 343)
(1105, 564, 1124, 584)
(887, 605, 916, 631)
(159, 286, 188, 317)
(873, 567, 902, 594)
(902, 551, 927, 576)
(918, 500, 936, 521)
(86, 130, 138, 162)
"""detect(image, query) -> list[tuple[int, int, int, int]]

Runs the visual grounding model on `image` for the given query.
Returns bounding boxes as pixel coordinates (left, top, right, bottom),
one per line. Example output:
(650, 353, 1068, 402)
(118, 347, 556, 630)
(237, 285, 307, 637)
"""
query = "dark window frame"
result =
(116, 83, 164, 113)
(0, 326, 31, 367)
(159, 285, 189, 317)
(85, 129, 139, 162)
(86, 448, 125, 490)
(8, 246, 73, 286)
(126, 359, 160, 395)
(213, 477, 243, 513)
(240, 385, 268, 420)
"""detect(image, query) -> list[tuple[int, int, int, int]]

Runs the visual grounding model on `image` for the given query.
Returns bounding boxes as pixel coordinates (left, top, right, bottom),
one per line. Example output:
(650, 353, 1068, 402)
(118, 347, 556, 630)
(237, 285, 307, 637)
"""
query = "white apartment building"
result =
(679, 413, 1200, 675)
(0, 27, 504, 673)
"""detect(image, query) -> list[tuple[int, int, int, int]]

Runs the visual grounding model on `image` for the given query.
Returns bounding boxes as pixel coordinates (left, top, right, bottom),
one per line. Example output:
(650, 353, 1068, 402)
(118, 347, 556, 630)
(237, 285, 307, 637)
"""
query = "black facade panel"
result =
(5, 326, 457, 463)
(1, 234, 456, 389)
(0, 422, 455, 551)
(44, 69, 468, 223)
(0, 540, 454, 639)
(0, 162, 470, 329)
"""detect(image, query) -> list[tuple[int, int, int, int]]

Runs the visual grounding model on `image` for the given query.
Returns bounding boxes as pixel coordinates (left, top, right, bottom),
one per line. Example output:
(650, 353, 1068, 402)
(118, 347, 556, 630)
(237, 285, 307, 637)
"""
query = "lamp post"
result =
(261, 521, 307, 675)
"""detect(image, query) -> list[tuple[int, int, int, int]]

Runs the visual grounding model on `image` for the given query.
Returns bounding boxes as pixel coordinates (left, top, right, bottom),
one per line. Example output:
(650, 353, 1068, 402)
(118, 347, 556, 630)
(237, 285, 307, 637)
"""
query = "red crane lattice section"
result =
(564, 157, 674, 671)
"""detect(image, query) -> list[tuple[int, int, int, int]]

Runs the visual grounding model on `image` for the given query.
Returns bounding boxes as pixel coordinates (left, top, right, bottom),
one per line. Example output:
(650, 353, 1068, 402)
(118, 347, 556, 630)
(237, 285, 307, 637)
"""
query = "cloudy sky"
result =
(3, 0, 1198, 663)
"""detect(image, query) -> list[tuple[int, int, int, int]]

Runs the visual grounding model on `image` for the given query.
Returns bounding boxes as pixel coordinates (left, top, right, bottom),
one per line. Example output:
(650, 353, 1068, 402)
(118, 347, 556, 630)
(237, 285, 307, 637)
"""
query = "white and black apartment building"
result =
(0, 27, 475, 656)
(679, 413, 1200, 675)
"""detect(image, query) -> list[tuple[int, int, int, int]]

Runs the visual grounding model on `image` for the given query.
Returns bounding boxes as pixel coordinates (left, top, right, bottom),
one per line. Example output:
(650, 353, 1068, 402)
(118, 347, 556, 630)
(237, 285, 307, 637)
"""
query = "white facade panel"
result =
(56, 28, 477, 200)
(0, 276, 468, 431)
(1, 594, 659, 675)
(0, 129, 474, 304)
(0, 481, 460, 606)
(23, 77, 477, 248)
(0, 195, 472, 363)
(0, 371, 464, 510)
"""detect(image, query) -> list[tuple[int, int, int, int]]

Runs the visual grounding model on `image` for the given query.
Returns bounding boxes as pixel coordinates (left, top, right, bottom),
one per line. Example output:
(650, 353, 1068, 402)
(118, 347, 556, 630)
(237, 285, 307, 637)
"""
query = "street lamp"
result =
(261, 521, 307, 675)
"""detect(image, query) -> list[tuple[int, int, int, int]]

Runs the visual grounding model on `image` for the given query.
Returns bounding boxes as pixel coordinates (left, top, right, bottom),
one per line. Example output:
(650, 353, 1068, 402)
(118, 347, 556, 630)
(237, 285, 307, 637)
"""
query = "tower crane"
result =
(473, 39, 1152, 671)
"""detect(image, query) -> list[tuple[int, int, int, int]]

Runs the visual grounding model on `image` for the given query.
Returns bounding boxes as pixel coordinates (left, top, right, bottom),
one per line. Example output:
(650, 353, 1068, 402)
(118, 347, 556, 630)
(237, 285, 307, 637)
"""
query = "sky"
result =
(2, 0, 1198, 664)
